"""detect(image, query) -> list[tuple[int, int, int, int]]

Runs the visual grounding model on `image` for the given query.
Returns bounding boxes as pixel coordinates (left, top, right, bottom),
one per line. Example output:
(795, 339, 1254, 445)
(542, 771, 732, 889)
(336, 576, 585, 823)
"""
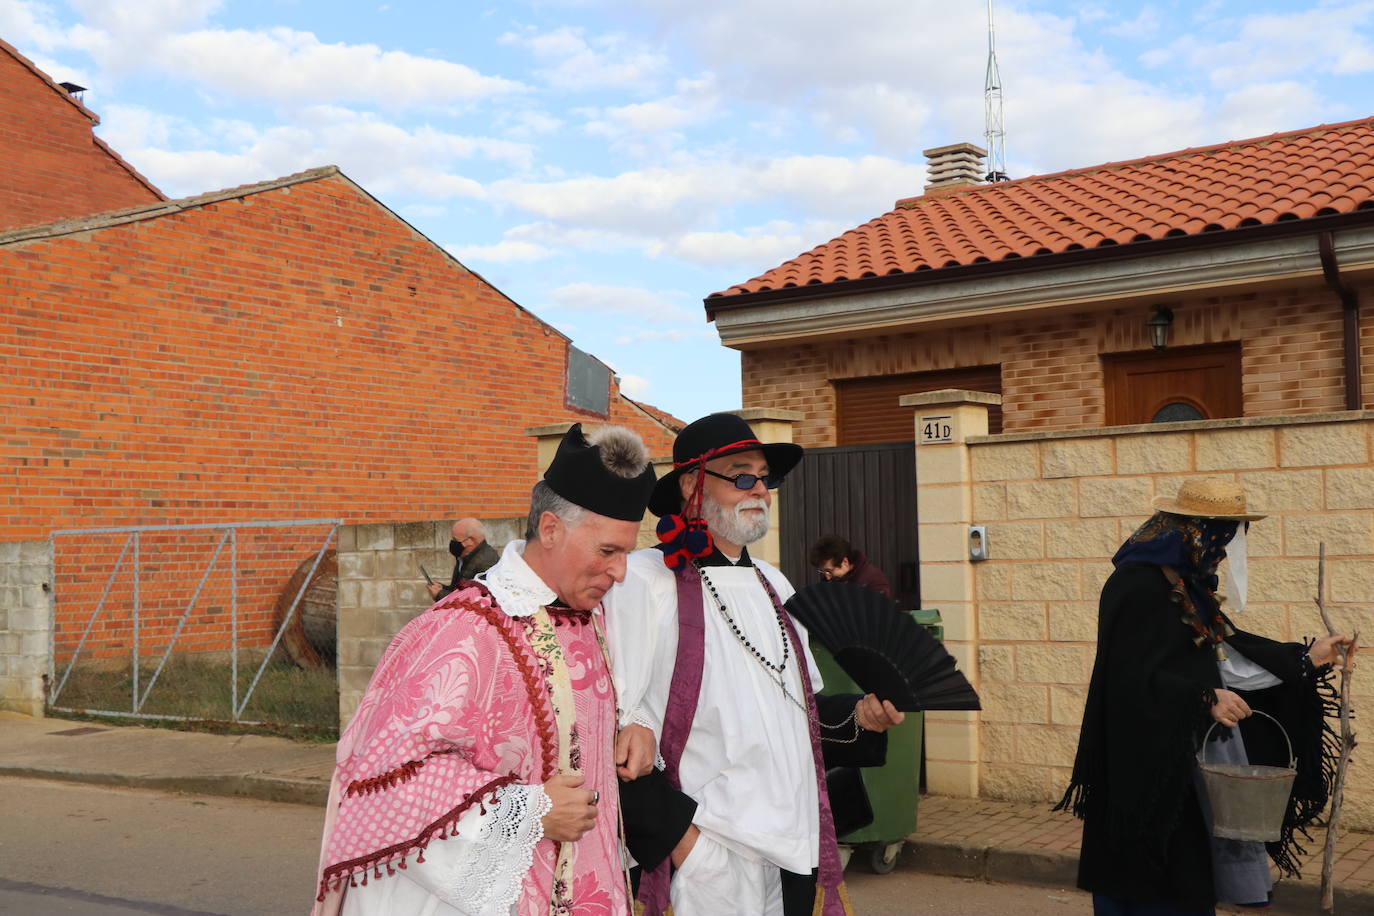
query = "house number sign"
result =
(920, 415, 954, 444)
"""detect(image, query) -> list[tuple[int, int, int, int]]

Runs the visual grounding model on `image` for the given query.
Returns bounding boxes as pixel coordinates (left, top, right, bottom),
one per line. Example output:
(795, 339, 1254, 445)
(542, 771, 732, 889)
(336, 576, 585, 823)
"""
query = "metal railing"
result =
(47, 519, 340, 724)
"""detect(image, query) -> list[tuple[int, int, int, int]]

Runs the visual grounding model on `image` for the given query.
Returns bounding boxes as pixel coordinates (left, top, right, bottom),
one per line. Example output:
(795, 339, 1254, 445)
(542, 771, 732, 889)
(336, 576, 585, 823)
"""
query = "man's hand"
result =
(425, 582, 442, 600)
(669, 824, 700, 868)
(615, 723, 655, 781)
(540, 772, 598, 842)
(1310, 634, 1359, 670)
(1210, 688, 1253, 728)
(855, 694, 905, 732)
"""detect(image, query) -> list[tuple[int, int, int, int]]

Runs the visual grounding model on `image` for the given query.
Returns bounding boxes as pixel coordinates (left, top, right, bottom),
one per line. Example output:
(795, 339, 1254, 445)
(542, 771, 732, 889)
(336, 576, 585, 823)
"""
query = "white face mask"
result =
(1223, 525, 1248, 613)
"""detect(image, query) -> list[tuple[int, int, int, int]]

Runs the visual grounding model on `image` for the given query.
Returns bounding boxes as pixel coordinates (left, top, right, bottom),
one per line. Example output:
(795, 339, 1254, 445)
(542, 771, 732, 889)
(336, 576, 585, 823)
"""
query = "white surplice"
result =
(603, 549, 823, 876)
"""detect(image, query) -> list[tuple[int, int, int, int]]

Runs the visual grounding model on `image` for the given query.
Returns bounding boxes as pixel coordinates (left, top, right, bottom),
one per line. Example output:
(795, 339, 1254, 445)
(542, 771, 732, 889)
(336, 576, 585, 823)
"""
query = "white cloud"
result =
(489, 154, 925, 238)
(153, 27, 522, 107)
(616, 373, 651, 398)
(499, 108, 565, 139)
(99, 103, 519, 199)
(1103, 5, 1163, 39)
(500, 25, 668, 92)
(545, 282, 694, 321)
(11, 1, 520, 108)
(447, 239, 554, 263)
(1146, 3, 1374, 85)
(587, 75, 719, 136)
(655, 219, 849, 267)
(1214, 82, 1332, 141)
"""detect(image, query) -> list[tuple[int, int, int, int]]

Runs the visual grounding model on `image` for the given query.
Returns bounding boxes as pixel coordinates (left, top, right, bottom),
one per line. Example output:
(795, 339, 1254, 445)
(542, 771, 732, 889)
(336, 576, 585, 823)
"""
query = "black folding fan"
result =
(785, 580, 980, 712)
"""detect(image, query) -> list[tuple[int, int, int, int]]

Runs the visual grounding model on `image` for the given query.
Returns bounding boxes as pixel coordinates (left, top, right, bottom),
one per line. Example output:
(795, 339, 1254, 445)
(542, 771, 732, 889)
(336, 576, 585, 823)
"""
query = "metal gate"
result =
(779, 441, 919, 607)
(47, 519, 340, 728)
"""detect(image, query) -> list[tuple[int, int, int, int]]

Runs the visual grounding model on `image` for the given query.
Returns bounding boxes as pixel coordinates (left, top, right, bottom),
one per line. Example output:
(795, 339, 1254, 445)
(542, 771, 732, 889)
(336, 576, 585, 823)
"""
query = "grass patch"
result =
(49, 650, 338, 743)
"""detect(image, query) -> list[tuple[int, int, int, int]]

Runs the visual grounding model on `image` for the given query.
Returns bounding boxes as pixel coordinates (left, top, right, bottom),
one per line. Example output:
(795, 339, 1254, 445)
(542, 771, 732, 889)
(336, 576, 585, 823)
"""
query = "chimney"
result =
(922, 142, 988, 193)
(58, 81, 87, 101)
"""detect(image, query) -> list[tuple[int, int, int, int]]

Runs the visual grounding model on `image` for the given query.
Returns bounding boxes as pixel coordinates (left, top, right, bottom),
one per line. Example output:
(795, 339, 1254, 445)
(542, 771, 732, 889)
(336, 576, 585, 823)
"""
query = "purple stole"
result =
(636, 563, 851, 916)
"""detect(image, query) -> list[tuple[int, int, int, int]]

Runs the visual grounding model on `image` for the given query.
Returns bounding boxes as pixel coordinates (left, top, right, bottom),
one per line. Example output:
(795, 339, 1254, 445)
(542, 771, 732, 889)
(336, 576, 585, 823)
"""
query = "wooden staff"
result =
(1315, 543, 1359, 915)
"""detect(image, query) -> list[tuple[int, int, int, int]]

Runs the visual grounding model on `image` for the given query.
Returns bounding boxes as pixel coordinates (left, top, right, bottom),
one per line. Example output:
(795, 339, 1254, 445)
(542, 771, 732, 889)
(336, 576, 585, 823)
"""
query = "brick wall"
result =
(921, 410, 1374, 830)
(0, 42, 162, 229)
(1, 172, 675, 658)
(741, 283, 1372, 446)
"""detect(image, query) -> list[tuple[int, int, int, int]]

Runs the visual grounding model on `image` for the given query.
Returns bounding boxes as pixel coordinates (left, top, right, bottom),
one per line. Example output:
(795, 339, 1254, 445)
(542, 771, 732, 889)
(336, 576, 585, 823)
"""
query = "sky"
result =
(4, 0, 1374, 422)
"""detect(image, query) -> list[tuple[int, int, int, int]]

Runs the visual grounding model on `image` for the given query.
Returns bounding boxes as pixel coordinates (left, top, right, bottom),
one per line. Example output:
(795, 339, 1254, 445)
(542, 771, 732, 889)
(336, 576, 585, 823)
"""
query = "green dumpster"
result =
(812, 608, 942, 874)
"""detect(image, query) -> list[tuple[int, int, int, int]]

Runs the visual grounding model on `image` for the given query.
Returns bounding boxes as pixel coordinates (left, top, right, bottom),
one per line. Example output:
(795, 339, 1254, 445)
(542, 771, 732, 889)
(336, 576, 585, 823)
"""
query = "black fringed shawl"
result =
(1056, 563, 1336, 908)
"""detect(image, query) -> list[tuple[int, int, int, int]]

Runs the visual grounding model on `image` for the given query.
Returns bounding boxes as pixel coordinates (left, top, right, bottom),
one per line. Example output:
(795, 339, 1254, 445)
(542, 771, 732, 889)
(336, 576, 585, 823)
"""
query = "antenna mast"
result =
(984, 0, 1008, 182)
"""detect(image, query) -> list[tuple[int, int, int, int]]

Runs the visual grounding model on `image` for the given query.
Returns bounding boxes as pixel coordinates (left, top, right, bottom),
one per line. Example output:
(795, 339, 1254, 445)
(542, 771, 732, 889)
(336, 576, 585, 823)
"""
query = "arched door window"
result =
(1152, 402, 1205, 423)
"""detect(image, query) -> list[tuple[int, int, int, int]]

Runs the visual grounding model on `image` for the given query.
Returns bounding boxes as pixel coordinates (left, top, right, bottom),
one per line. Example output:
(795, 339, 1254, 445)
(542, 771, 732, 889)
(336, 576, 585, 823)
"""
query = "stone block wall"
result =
(957, 411, 1374, 829)
(0, 539, 54, 716)
(336, 517, 522, 727)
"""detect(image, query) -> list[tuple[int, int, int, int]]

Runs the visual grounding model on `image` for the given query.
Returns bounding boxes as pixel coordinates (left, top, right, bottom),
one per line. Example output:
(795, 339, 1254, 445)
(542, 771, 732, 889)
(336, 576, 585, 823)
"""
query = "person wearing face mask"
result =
(602, 413, 905, 916)
(1057, 478, 1358, 916)
(428, 518, 500, 601)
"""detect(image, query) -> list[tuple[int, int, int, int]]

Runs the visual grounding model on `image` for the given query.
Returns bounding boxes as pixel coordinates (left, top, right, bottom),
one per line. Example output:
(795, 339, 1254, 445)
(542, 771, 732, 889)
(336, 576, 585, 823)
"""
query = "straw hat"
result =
(1152, 478, 1266, 521)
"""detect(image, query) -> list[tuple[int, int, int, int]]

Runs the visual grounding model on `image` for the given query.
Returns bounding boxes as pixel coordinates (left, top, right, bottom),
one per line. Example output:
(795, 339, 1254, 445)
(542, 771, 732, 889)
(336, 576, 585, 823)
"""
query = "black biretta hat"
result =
(544, 423, 656, 522)
(648, 412, 804, 518)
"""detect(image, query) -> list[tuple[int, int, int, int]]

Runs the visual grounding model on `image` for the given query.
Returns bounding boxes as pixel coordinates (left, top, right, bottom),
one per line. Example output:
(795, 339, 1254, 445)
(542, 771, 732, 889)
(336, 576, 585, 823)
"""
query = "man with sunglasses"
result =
(603, 412, 904, 916)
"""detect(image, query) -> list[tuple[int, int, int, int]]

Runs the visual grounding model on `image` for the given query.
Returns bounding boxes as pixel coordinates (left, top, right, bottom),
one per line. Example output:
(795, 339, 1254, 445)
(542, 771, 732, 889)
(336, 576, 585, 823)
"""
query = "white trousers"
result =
(669, 832, 784, 916)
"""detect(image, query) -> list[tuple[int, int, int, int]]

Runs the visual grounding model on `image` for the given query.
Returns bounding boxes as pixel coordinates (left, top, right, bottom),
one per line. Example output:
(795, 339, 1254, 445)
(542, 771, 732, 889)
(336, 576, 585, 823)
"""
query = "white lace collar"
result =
(482, 539, 558, 618)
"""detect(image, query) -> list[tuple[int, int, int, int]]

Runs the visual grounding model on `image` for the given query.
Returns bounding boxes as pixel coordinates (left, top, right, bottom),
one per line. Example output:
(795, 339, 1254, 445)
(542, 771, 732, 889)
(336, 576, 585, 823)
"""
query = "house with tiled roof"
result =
(711, 118, 1374, 445)
(711, 120, 1374, 822)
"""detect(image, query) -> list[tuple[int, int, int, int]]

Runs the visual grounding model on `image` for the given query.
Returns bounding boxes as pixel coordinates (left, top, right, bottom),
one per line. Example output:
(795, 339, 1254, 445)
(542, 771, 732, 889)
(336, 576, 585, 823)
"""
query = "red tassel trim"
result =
(452, 584, 561, 781)
(317, 773, 519, 901)
(346, 758, 426, 797)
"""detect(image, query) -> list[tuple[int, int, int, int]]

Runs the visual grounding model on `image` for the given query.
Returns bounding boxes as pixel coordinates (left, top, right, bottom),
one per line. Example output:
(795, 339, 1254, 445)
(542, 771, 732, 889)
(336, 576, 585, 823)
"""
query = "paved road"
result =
(0, 777, 323, 915)
(0, 776, 1096, 915)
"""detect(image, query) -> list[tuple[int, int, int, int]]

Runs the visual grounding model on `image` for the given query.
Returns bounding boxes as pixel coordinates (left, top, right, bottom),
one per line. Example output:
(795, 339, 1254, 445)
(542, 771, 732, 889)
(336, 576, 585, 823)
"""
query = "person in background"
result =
(428, 517, 499, 600)
(809, 535, 894, 599)
(1057, 477, 1357, 915)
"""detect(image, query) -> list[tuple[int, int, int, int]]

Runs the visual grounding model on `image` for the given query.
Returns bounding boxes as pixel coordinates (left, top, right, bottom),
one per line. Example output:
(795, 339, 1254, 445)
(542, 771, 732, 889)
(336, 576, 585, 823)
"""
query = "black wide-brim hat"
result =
(648, 412, 804, 518)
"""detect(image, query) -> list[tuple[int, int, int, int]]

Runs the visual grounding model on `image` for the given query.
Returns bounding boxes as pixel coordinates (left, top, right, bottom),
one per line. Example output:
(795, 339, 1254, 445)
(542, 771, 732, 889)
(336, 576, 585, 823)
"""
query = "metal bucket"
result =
(1197, 709, 1296, 842)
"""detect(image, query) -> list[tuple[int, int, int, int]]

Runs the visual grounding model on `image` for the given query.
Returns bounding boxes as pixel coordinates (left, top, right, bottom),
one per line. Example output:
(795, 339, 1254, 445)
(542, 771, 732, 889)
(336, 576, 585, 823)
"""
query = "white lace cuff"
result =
(421, 783, 552, 915)
(622, 710, 666, 771)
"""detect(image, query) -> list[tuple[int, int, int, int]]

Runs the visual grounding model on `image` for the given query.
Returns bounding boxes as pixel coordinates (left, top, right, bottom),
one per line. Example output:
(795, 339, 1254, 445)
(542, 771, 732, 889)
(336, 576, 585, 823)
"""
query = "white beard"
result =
(702, 493, 770, 546)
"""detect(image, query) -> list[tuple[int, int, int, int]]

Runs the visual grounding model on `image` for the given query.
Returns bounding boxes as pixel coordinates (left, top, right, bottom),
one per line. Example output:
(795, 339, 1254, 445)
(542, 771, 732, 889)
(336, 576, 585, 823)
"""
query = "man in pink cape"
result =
(313, 424, 656, 916)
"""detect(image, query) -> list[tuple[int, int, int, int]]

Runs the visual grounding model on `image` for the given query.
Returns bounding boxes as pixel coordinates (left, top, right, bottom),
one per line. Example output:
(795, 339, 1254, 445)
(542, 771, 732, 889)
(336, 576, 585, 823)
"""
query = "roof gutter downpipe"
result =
(1318, 231, 1362, 411)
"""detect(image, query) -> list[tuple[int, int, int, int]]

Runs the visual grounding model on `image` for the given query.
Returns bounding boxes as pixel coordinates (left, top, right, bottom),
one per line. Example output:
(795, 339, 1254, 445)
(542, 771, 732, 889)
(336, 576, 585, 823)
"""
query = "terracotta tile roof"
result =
(713, 117, 1374, 300)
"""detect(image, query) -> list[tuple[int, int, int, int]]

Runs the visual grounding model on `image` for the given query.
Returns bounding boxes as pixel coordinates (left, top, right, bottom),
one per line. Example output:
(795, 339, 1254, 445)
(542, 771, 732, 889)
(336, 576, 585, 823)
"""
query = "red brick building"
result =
(0, 38, 162, 230)
(0, 45, 676, 670)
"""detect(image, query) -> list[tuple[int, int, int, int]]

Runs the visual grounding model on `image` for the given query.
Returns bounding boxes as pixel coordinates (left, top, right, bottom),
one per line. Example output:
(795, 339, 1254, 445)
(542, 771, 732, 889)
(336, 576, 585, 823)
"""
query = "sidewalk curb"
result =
(0, 765, 328, 807)
(902, 838, 1374, 915)
(902, 839, 1076, 887)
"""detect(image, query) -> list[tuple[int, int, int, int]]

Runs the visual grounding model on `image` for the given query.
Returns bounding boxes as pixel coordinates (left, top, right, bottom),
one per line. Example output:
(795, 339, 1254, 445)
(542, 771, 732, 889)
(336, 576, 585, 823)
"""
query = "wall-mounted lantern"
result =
(1148, 306, 1174, 350)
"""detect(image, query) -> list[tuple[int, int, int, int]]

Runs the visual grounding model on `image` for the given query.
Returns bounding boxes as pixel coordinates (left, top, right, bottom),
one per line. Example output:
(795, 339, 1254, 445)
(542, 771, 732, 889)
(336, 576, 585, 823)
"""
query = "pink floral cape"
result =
(314, 584, 559, 906)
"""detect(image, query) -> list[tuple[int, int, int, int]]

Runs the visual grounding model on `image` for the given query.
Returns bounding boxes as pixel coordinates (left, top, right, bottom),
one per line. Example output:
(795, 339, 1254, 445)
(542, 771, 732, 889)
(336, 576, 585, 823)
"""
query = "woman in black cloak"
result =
(1057, 478, 1357, 915)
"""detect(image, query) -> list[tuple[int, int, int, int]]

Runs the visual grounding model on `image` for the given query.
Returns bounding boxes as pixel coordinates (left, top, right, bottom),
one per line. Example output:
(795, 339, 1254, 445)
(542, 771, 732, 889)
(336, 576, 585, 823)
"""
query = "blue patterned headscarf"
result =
(1113, 512, 1240, 641)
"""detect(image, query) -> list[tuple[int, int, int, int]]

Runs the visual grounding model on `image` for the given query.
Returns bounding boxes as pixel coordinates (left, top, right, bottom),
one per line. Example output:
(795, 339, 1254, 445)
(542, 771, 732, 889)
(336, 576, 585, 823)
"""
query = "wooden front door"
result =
(1102, 342, 1242, 426)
